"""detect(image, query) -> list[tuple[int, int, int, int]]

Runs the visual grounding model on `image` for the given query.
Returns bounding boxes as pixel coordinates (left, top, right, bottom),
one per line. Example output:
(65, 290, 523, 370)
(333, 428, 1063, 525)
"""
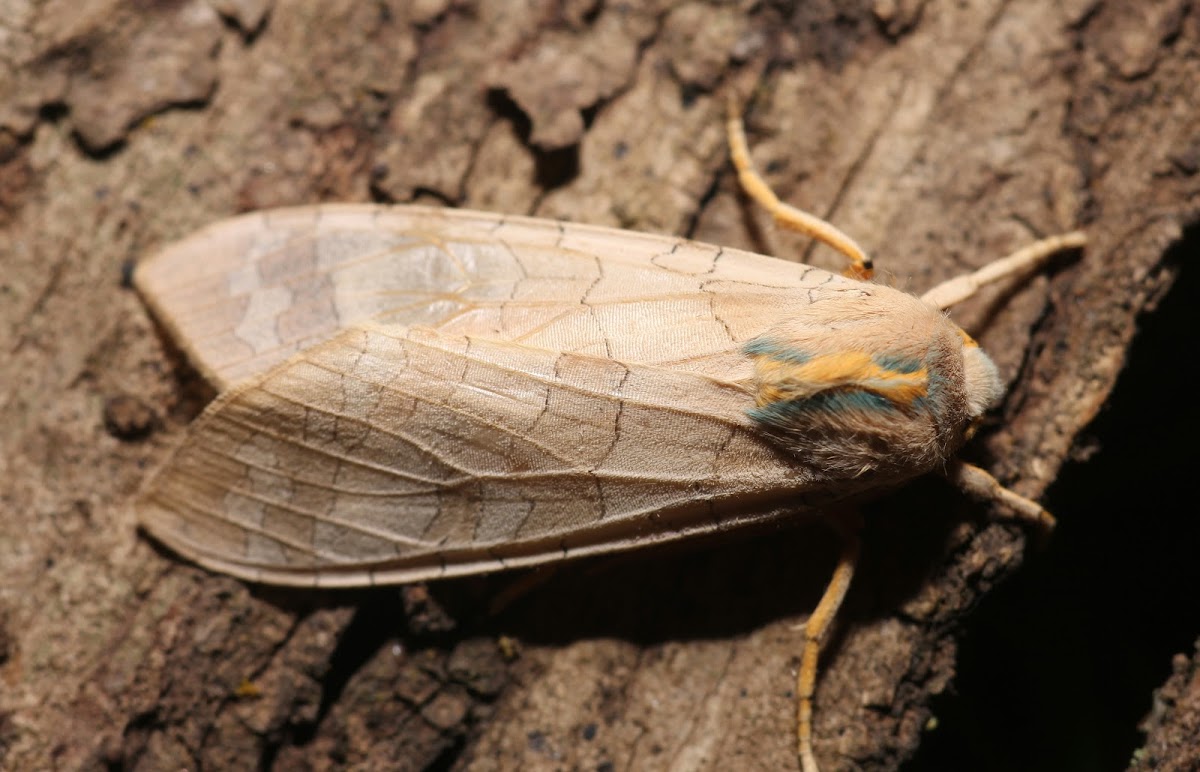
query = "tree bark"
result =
(1, 1, 1197, 770)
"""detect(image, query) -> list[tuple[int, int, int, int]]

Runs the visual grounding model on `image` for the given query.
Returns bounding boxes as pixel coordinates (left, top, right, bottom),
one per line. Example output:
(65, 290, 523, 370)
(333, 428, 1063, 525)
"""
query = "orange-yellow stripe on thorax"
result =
(753, 350, 929, 409)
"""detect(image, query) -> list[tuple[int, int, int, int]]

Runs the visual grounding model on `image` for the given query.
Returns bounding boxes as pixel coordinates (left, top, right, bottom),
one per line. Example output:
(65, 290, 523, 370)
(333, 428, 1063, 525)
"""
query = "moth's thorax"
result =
(742, 285, 989, 483)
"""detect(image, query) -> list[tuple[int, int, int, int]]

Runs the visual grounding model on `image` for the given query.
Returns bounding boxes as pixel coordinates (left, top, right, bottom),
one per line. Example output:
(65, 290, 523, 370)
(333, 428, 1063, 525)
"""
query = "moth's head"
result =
(957, 328, 1004, 420)
(741, 288, 1004, 481)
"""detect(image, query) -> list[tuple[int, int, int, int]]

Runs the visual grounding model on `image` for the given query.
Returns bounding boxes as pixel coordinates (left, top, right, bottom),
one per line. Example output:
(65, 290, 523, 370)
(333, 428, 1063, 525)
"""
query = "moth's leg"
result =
(726, 99, 874, 280)
(798, 516, 861, 772)
(920, 231, 1086, 310)
(945, 460, 1056, 531)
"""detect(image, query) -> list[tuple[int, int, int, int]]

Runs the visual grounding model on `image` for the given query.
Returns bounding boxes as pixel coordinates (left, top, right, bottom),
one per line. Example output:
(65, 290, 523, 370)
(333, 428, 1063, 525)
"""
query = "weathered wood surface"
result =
(1, 1, 1197, 769)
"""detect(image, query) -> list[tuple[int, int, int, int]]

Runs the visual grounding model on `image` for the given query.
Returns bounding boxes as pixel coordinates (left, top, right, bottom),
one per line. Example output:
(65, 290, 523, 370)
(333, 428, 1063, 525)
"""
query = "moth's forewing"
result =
(136, 321, 831, 586)
(134, 205, 848, 389)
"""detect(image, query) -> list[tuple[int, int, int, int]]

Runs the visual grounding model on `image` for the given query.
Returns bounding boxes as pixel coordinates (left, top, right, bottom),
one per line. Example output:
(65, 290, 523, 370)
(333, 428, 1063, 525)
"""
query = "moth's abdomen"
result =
(742, 285, 985, 482)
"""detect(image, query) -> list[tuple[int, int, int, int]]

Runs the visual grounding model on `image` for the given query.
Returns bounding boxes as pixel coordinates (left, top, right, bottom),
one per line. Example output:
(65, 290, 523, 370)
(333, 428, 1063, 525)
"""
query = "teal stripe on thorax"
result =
(872, 353, 923, 374)
(749, 389, 897, 425)
(742, 338, 810, 364)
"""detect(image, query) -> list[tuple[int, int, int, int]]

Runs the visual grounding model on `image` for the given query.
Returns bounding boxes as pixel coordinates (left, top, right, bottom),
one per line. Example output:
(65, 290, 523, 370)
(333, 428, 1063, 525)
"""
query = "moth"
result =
(133, 109, 1084, 771)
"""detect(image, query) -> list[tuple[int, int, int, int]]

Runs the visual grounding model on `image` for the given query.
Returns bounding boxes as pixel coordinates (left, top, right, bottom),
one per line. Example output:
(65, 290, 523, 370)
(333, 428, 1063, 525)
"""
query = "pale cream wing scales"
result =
(135, 205, 474, 390)
(134, 204, 865, 390)
(137, 322, 828, 587)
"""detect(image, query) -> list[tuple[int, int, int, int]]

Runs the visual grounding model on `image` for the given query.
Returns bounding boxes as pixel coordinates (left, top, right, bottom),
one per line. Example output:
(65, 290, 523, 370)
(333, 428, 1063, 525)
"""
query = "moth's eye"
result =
(961, 345, 1003, 418)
